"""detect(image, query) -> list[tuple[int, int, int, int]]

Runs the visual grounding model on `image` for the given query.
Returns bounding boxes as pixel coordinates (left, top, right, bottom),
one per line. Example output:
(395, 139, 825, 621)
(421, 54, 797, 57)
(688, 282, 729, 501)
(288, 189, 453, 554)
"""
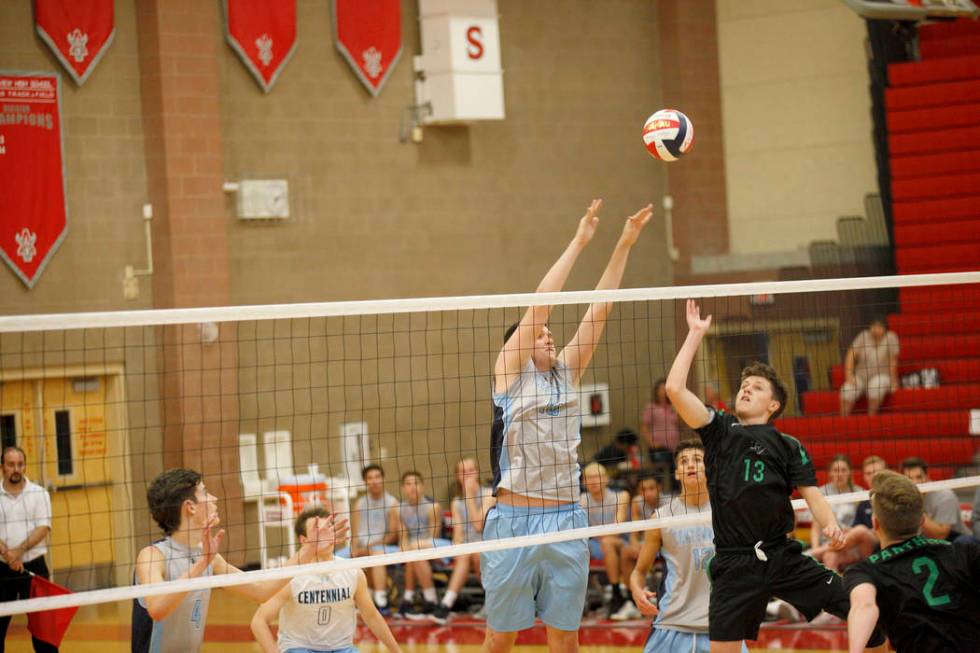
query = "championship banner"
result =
(223, 0, 297, 93)
(332, 0, 402, 97)
(0, 72, 68, 288)
(34, 0, 115, 86)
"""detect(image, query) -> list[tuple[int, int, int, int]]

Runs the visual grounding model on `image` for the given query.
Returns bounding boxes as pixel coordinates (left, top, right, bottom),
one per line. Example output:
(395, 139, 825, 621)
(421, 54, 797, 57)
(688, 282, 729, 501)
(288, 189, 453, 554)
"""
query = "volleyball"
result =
(642, 109, 694, 161)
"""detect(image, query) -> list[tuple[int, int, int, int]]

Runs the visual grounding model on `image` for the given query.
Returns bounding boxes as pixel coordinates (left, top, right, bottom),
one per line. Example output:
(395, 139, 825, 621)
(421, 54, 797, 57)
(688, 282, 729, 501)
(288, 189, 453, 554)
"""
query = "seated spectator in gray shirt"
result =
(900, 457, 969, 541)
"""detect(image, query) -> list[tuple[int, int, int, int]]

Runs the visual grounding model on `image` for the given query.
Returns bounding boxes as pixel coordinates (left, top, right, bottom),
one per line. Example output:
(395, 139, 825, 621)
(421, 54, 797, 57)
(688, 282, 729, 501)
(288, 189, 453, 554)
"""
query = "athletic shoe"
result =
(610, 599, 642, 621)
(606, 589, 626, 620)
(431, 603, 451, 625)
(396, 600, 414, 618)
(405, 600, 439, 622)
(765, 599, 802, 622)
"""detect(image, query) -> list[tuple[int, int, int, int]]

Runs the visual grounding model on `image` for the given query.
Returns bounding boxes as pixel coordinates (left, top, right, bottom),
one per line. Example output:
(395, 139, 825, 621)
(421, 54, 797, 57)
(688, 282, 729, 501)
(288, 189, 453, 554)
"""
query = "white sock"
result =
(374, 590, 388, 606)
(618, 583, 627, 593)
(423, 587, 438, 603)
(442, 590, 458, 607)
(404, 590, 415, 602)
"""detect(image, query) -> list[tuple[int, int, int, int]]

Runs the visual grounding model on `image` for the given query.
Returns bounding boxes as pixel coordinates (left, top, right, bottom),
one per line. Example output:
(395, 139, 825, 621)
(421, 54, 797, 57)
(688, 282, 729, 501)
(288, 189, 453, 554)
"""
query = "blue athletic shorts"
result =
(285, 647, 359, 653)
(480, 502, 589, 632)
(643, 627, 748, 653)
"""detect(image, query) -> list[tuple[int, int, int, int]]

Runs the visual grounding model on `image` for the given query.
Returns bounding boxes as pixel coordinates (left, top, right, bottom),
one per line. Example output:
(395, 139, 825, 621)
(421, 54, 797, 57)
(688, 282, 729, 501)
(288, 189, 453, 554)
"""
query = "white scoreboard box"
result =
(417, 0, 505, 123)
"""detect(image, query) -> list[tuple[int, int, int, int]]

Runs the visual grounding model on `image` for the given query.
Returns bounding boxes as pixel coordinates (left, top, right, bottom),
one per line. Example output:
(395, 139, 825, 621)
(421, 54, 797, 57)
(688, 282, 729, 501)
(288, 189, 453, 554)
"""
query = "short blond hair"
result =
(871, 470, 922, 540)
(582, 462, 608, 482)
(862, 455, 886, 470)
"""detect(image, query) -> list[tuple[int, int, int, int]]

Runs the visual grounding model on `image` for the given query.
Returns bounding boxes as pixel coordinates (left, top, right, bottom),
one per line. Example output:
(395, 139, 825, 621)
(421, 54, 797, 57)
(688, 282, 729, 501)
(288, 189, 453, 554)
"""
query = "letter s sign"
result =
(466, 26, 484, 60)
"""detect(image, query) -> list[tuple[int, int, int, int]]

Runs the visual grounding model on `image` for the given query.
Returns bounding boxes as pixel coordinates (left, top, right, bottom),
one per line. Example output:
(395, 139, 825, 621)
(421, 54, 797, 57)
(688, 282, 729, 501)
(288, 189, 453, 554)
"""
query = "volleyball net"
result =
(0, 271, 978, 616)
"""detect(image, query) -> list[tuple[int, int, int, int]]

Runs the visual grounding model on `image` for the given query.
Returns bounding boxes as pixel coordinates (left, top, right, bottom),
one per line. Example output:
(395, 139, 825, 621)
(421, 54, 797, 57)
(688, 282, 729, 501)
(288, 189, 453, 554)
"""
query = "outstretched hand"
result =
(619, 204, 653, 246)
(573, 199, 602, 245)
(200, 514, 225, 566)
(686, 299, 712, 334)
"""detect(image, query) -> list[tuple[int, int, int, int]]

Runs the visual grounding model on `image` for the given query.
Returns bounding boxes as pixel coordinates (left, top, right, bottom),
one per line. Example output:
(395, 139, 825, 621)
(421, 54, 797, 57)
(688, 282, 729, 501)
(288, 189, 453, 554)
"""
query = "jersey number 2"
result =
(742, 458, 765, 483)
(912, 556, 951, 607)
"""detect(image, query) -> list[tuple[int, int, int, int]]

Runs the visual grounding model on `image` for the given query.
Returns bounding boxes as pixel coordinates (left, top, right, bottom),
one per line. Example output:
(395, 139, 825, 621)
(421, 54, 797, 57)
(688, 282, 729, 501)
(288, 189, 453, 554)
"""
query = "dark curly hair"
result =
(147, 468, 202, 535)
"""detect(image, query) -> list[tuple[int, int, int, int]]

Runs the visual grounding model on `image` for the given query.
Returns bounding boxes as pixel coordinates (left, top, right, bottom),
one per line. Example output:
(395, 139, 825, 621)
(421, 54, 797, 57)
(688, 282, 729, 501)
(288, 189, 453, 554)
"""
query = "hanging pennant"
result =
(34, 0, 115, 86)
(0, 72, 68, 288)
(332, 0, 402, 97)
(223, 0, 297, 93)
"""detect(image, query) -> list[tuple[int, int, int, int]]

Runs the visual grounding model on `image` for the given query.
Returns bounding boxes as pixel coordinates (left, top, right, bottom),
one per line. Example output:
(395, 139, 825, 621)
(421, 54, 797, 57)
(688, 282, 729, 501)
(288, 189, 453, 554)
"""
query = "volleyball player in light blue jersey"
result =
(132, 468, 345, 653)
(629, 441, 749, 653)
(483, 199, 652, 653)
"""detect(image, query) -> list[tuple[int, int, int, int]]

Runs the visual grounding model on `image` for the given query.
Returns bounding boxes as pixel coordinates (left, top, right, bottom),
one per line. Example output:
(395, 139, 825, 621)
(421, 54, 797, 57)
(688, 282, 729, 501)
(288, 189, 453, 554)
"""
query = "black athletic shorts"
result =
(706, 538, 884, 645)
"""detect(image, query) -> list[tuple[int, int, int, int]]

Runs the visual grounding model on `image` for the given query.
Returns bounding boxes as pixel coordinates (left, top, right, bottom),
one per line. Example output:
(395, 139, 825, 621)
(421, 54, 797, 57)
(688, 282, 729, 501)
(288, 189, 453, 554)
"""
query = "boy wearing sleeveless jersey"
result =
(844, 471, 980, 653)
(665, 301, 886, 653)
(396, 471, 446, 620)
(483, 199, 652, 653)
(579, 462, 631, 618)
(629, 440, 748, 653)
(251, 506, 404, 653)
(132, 468, 346, 653)
(350, 464, 400, 611)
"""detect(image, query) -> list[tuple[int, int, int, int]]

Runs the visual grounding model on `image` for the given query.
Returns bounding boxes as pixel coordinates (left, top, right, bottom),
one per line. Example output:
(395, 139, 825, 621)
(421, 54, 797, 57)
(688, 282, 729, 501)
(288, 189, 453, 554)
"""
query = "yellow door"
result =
(41, 377, 115, 572)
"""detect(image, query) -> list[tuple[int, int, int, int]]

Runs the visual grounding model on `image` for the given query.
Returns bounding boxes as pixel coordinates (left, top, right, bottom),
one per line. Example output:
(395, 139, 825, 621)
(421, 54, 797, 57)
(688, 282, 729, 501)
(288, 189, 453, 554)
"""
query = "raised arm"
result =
(494, 200, 601, 394)
(665, 300, 712, 429)
(560, 205, 653, 385)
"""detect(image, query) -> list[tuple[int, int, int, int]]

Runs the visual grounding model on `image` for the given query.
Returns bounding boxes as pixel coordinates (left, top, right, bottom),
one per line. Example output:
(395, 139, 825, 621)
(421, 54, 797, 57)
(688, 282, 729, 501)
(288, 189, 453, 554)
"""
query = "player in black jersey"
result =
(666, 300, 885, 653)
(844, 470, 980, 652)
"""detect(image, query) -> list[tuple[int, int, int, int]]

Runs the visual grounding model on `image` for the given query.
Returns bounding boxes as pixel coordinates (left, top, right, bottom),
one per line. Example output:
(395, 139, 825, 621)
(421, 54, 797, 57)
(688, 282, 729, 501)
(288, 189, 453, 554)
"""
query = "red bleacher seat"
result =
(894, 219, 980, 248)
(899, 286, 980, 314)
(888, 125, 980, 157)
(896, 243, 980, 273)
(890, 149, 980, 180)
(892, 171, 980, 201)
(886, 103, 980, 134)
(885, 79, 980, 111)
(806, 440, 973, 473)
(776, 411, 972, 441)
(801, 383, 980, 415)
(891, 195, 980, 224)
(830, 358, 980, 389)
(887, 310, 980, 336)
(888, 54, 980, 87)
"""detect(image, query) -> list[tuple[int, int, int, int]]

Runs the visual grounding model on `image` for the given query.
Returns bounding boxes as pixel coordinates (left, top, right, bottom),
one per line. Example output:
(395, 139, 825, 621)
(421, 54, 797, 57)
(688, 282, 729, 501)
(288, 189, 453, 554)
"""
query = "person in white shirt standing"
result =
(0, 446, 56, 653)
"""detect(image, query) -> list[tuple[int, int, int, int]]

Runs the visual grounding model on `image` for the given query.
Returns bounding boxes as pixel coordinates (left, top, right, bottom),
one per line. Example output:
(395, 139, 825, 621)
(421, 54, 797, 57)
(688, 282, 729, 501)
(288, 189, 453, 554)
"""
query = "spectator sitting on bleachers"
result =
(840, 316, 899, 416)
(808, 455, 862, 565)
(822, 455, 888, 572)
(900, 457, 970, 542)
(580, 463, 634, 619)
(592, 428, 641, 474)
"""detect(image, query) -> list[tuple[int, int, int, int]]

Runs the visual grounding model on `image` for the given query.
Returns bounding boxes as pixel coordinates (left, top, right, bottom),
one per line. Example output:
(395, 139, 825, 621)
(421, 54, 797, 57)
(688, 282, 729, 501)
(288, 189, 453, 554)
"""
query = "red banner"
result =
(34, 0, 115, 86)
(332, 0, 402, 97)
(0, 73, 68, 288)
(223, 0, 297, 93)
